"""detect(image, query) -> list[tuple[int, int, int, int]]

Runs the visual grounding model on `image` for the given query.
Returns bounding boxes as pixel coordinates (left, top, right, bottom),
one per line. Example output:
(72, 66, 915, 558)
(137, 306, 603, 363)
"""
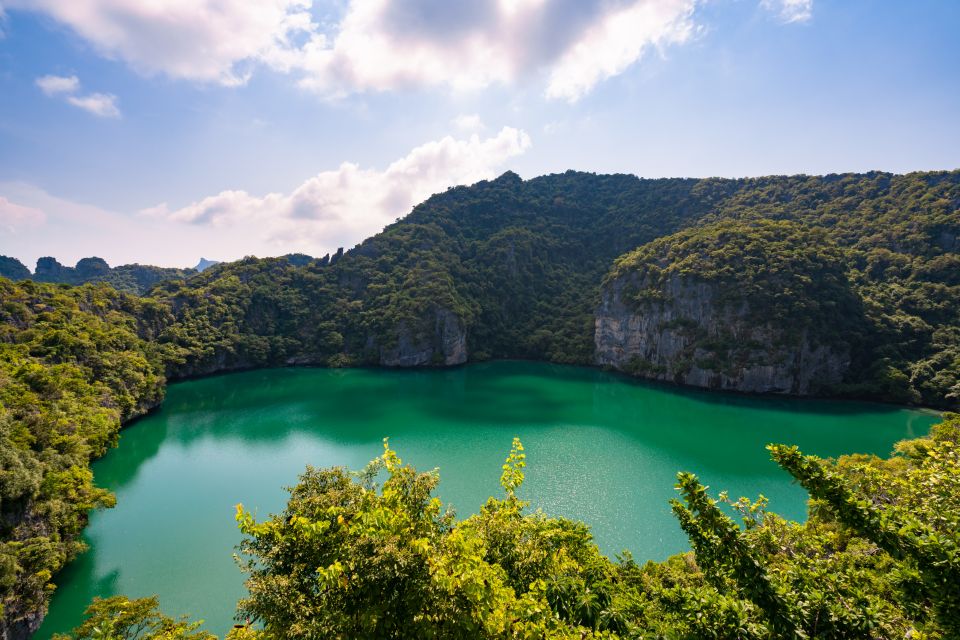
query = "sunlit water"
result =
(38, 361, 938, 637)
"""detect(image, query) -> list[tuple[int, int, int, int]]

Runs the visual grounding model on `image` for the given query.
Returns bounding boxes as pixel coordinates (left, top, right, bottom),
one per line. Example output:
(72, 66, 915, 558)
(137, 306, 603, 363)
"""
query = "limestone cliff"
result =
(378, 308, 467, 367)
(595, 219, 862, 395)
(595, 273, 849, 394)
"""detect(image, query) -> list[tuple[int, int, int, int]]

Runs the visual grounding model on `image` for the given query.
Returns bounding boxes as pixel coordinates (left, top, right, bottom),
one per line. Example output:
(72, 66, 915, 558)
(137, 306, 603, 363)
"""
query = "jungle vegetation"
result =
(0, 169, 958, 635)
(0, 279, 169, 627)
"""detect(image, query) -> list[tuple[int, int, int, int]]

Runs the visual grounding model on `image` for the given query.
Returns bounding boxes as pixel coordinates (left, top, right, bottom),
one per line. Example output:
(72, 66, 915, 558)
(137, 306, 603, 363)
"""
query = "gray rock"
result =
(379, 308, 467, 367)
(595, 273, 848, 395)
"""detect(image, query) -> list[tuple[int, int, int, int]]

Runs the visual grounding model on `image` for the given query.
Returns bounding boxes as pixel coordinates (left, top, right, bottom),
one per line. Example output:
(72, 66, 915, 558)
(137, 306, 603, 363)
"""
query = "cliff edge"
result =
(595, 219, 863, 395)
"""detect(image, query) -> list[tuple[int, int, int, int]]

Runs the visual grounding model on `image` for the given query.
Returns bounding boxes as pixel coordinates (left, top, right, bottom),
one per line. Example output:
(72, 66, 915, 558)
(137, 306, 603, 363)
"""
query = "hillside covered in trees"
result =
(1, 169, 959, 636)
(0, 256, 196, 296)
(152, 169, 960, 406)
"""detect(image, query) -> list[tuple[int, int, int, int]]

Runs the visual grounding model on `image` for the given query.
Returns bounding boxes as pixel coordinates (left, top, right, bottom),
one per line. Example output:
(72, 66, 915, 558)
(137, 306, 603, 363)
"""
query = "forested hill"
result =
(0, 256, 196, 295)
(153, 169, 959, 407)
(1, 168, 959, 637)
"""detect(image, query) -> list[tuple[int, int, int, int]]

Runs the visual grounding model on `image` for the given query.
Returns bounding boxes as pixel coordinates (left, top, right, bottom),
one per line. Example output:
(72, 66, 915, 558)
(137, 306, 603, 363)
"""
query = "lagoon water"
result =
(38, 361, 938, 637)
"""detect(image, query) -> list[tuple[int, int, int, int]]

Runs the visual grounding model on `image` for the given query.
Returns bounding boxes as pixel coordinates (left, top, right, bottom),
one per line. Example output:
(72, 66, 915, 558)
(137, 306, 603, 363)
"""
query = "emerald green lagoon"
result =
(38, 361, 938, 637)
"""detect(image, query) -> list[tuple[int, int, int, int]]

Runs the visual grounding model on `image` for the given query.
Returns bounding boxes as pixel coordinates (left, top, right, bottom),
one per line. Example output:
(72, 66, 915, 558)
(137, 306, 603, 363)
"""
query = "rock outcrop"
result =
(595, 273, 849, 394)
(194, 257, 220, 272)
(595, 219, 864, 396)
(33, 256, 70, 283)
(74, 256, 111, 280)
(379, 308, 467, 367)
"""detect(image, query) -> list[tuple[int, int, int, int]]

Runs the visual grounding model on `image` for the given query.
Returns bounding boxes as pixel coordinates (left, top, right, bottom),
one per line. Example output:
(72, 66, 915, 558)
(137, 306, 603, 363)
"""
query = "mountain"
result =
(192, 255, 310, 273)
(194, 257, 220, 272)
(154, 169, 959, 407)
(0, 255, 196, 294)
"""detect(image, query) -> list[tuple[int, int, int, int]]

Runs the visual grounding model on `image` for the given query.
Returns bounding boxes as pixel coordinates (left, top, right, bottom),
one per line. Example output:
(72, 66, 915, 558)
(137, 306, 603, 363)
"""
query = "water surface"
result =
(39, 362, 938, 636)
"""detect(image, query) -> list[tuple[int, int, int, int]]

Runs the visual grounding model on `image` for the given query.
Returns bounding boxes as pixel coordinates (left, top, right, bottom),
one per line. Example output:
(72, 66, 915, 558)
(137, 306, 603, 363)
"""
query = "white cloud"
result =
(291, 0, 698, 101)
(4, 127, 529, 267)
(13, 2, 811, 110)
(66, 92, 121, 118)
(6, 0, 318, 86)
(35, 73, 120, 117)
(11, 0, 700, 99)
(35, 74, 80, 95)
(452, 114, 484, 132)
(158, 126, 532, 252)
(546, 0, 696, 101)
(761, 0, 812, 24)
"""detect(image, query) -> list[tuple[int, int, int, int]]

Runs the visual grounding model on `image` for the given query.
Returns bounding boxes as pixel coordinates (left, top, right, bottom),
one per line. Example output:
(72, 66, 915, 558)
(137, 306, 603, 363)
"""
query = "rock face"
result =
(595, 273, 849, 395)
(379, 308, 467, 367)
(194, 257, 220, 272)
(4, 605, 41, 640)
(33, 256, 69, 283)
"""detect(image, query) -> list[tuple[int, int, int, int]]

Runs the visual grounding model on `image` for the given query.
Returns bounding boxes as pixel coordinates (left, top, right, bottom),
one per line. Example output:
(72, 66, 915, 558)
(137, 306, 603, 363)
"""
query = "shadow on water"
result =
(99, 413, 170, 494)
(43, 539, 121, 627)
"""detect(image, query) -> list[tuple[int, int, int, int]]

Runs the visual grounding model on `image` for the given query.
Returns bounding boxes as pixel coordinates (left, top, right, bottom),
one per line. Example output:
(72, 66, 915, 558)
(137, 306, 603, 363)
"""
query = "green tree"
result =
(52, 595, 214, 640)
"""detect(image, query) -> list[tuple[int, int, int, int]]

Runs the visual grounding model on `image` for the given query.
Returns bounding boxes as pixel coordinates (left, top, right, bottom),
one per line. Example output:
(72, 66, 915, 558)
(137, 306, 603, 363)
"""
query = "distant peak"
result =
(194, 257, 220, 272)
(494, 170, 522, 184)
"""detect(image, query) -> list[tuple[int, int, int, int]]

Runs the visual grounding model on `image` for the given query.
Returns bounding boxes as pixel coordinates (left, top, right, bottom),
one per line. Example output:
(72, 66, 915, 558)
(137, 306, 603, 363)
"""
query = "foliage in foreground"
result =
(60, 414, 960, 639)
(51, 596, 214, 640)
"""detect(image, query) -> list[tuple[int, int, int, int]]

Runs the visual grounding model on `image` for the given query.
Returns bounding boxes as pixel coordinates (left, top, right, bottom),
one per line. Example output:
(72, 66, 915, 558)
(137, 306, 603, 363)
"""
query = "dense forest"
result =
(0, 280, 170, 631)
(0, 169, 958, 637)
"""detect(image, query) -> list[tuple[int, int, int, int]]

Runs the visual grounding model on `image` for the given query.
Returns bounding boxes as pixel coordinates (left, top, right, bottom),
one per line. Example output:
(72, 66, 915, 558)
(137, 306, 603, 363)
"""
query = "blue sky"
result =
(1, 0, 958, 268)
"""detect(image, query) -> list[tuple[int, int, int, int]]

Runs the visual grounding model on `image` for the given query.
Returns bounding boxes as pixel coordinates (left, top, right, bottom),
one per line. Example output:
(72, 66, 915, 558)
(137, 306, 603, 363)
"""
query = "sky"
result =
(0, 0, 958, 269)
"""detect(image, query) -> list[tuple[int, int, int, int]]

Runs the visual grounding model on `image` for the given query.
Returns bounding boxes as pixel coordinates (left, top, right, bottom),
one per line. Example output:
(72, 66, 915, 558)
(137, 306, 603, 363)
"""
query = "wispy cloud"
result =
(452, 114, 484, 132)
(35, 74, 120, 118)
(66, 93, 121, 118)
(0, 195, 46, 233)
(761, 0, 813, 24)
(35, 74, 80, 95)
(0, 181, 182, 267)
